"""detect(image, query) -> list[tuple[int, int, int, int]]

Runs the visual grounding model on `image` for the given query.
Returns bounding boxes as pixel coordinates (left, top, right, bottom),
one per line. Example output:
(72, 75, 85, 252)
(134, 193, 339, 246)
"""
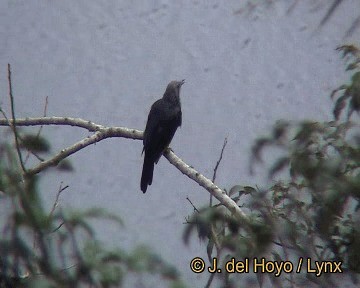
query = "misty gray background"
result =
(1, 0, 359, 287)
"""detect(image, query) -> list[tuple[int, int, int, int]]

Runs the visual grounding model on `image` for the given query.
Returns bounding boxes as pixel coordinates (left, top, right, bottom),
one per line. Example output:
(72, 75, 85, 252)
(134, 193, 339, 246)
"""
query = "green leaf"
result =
(20, 134, 50, 152)
(228, 185, 256, 197)
(57, 159, 74, 171)
(268, 157, 289, 178)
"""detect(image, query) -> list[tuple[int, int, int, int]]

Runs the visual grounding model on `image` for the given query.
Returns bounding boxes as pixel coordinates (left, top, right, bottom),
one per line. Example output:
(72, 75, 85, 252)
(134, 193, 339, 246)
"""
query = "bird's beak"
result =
(180, 79, 185, 86)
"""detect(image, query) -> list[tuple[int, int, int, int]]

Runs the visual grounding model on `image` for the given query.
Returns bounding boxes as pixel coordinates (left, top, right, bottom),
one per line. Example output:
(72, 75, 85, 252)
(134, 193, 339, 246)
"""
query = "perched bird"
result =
(141, 80, 185, 193)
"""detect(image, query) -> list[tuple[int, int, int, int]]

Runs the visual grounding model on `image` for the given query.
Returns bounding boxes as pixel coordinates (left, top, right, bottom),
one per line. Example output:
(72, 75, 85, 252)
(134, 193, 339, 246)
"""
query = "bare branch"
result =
(0, 116, 246, 222)
(164, 149, 248, 223)
(33, 96, 49, 141)
(0, 117, 142, 175)
(25, 96, 49, 163)
(210, 137, 228, 207)
(0, 116, 106, 131)
(186, 197, 200, 213)
(26, 127, 141, 176)
(7, 64, 26, 173)
(212, 137, 228, 183)
(49, 182, 69, 218)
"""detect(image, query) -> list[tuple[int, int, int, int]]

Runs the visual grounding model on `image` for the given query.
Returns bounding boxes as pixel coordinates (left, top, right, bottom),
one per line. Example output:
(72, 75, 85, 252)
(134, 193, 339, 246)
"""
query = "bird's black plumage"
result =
(141, 80, 184, 193)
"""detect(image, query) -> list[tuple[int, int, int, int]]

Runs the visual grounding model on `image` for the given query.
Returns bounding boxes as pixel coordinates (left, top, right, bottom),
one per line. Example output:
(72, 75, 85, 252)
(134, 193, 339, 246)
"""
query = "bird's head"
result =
(166, 79, 185, 92)
(163, 80, 185, 102)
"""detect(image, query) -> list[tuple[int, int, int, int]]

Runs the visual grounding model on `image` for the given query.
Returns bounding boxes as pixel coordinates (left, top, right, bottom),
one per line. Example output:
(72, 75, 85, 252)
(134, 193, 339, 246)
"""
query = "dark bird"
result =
(141, 80, 185, 193)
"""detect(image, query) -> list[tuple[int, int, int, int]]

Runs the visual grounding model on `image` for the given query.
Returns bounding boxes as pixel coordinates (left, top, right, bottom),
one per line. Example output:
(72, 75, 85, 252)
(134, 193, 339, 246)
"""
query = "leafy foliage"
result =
(184, 46, 360, 287)
(0, 131, 184, 288)
(331, 45, 360, 120)
(19, 134, 50, 153)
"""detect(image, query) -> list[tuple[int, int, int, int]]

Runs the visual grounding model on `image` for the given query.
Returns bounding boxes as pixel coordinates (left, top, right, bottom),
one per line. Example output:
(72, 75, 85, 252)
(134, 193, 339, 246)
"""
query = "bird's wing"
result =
(143, 100, 181, 162)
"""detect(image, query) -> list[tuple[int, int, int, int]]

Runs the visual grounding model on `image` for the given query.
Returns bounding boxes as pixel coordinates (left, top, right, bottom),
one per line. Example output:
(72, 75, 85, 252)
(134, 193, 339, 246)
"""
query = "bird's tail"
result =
(141, 155, 154, 193)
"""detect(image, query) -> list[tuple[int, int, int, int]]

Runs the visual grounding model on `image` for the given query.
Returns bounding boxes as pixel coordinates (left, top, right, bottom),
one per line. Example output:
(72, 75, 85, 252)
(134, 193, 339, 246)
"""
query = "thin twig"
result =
(210, 137, 228, 206)
(52, 222, 64, 233)
(33, 263, 77, 276)
(0, 107, 9, 121)
(7, 64, 26, 173)
(212, 137, 228, 183)
(36, 96, 49, 139)
(40, 96, 49, 132)
(203, 137, 229, 269)
(186, 197, 199, 213)
(25, 96, 49, 163)
(49, 182, 69, 218)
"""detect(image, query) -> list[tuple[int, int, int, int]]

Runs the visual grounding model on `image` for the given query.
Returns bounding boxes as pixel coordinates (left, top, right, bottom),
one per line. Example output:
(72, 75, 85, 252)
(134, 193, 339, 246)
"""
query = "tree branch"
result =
(210, 137, 228, 207)
(0, 116, 248, 222)
(0, 117, 107, 132)
(164, 149, 248, 223)
(0, 117, 142, 175)
(7, 64, 26, 173)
